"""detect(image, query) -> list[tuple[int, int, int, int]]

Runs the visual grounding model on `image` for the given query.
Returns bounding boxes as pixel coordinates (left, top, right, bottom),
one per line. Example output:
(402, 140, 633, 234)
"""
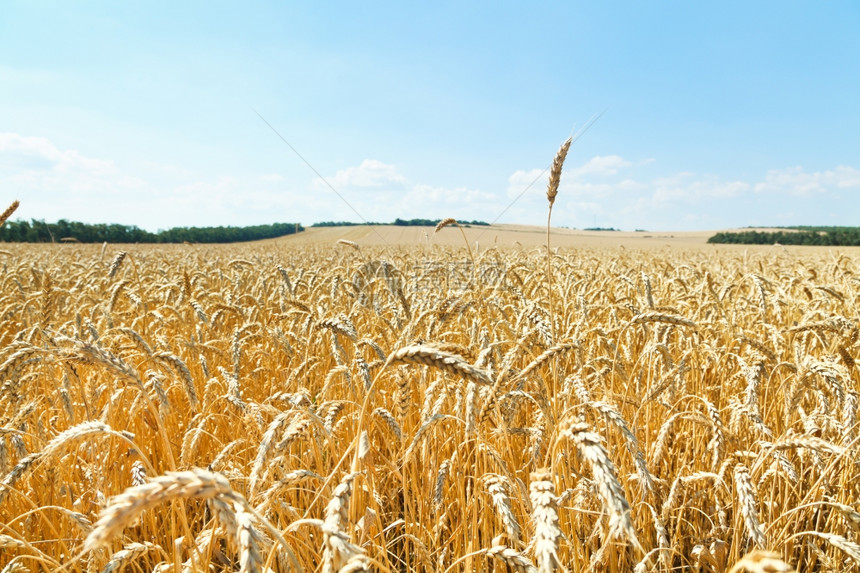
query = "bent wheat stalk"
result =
(560, 421, 642, 552)
(84, 469, 244, 552)
(386, 345, 492, 385)
(83, 468, 302, 573)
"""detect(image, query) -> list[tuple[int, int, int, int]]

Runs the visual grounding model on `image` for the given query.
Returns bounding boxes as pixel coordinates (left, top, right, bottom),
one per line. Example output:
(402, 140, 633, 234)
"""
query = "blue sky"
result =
(2, 1, 859, 231)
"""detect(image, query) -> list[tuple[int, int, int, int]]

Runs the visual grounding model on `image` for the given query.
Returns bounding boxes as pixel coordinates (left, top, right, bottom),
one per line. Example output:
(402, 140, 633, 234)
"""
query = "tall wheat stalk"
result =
(545, 138, 571, 341)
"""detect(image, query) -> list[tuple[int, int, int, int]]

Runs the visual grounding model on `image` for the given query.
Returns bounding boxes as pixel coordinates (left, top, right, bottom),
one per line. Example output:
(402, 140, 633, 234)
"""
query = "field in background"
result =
(274, 223, 717, 249)
(1, 234, 859, 572)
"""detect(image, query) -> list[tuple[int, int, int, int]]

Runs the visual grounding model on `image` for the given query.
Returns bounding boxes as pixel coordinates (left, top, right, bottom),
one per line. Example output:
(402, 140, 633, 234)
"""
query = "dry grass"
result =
(1, 234, 859, 572)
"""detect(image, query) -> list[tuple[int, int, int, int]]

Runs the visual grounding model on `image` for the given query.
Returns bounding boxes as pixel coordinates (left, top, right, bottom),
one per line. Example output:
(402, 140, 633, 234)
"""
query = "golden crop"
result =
(0, 240, 858, 572)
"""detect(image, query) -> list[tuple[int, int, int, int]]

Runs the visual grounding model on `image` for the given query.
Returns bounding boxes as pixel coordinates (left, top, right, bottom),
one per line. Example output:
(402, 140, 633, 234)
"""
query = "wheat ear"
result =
(85, 469, 244, 552)
(484, 474, 522, 544)
(787, 531, 860, 566)
(108, 251, 127, 278)
(337, 239, 360, 250)
(315, 472, 365, 572)
(434, 218, 457, 233)
(0, 200, 19, 227)
(488, 545, 538, 573)
(249, 411, 292, 495)
(529, 469, 563, 573)
(733, 464, 767, 548)
(727, 550, 794, 573)
(546, 138, 572, 207)
(628, 311, 697, 328)
(386, 345, 492, 385)
(1, 421, 134, 503)
(561, 422, 642, 552)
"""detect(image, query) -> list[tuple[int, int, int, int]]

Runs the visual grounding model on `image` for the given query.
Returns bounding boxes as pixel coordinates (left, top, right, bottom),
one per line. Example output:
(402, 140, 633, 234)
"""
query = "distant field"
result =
(270, 224, 716, 248)
(269, 223, 860, 254)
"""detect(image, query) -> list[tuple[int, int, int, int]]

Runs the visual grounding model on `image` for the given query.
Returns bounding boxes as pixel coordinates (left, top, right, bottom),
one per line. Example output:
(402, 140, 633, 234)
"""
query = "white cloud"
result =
(754, 165, 860, 195)
(566, 179, 648, 199)
(305, 159, 504, 223)
(0, 132, 312, 229)
(569, 201, 604, 214)
(652, 173, 750, 202)
(407, 184, 495, 204)
(570, 155, 632, 177)
(318, 159, 408, 189)
(0, 132, 114, 174)
(504, 155, 860, 230)
(172, 177, 239, 203)
(506, 168, 546, 198)
(0, 133, 142, 211)
(506, 155, 636, 199)
(159, 177, 324, 227)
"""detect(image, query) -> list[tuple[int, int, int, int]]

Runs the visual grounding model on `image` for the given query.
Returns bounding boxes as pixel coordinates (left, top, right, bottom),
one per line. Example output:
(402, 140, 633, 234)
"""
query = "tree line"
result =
(708, 227, 860, 246)
(312, 218, 490, 227)
(0, 219, 304, 244)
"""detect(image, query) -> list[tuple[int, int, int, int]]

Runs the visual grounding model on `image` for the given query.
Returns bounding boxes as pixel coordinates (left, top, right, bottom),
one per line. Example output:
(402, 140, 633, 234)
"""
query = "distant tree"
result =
(312, 218, 489, 228)
(0, 219, 304, 244)
(707, 229, 860, 246)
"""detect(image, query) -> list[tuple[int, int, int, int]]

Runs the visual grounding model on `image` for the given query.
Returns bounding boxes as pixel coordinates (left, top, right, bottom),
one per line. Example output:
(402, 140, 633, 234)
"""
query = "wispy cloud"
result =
(505, 155, 638, 199)
(570, 155, 633, 177)
(754, 165, 860, 195)
(0, 132, 146, 214)
(316, 159, 408, 189)
(309, 160, 500, 222)
(505, 168, 545, 199)
(407, 184, 495, 205)
(0, 132, 114, 175)
(652, 172, 750, 201)
(161, 177, 322, 227)
(505, 154, 860, 230)
(0, 133, 305, 228)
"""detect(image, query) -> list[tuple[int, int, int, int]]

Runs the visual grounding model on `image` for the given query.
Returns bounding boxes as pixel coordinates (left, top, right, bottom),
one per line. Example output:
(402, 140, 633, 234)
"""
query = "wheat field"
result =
(1, 236, 859, 572)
